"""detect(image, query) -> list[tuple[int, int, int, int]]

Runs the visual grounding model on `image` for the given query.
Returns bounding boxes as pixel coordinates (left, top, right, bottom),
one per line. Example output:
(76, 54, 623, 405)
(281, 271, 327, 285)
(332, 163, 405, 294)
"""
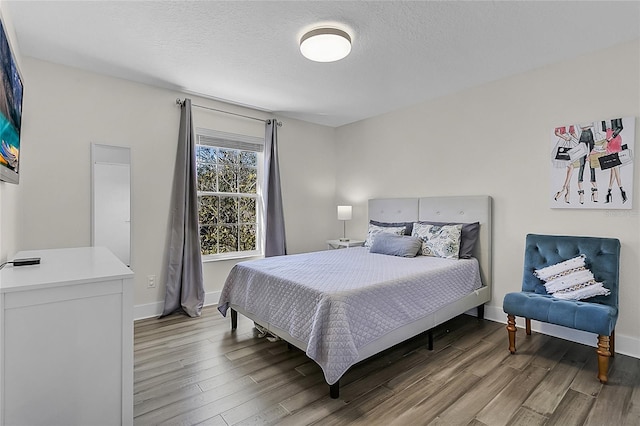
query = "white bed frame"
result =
(229, 195, 492, 398)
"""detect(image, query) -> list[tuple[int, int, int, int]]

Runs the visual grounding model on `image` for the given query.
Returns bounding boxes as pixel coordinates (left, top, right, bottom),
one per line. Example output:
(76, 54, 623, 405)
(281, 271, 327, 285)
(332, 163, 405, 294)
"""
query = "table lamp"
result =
(337, 205, 352, 241)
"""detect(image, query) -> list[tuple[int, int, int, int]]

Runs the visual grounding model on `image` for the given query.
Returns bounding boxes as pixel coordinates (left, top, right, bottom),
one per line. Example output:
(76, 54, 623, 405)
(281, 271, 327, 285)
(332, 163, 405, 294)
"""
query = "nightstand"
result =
(326, 239, 365, 249)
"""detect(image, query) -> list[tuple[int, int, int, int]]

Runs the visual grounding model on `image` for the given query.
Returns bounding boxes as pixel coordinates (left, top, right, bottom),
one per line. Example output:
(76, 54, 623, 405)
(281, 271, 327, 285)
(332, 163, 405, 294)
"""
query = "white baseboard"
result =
(484, 304, 639, 360)
(134, 290, 221, 320)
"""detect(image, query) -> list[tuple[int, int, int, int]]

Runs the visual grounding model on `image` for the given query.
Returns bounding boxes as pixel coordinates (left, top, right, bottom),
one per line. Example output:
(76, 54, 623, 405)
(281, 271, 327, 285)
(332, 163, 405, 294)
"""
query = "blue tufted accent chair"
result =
(503, 234, 620, 383)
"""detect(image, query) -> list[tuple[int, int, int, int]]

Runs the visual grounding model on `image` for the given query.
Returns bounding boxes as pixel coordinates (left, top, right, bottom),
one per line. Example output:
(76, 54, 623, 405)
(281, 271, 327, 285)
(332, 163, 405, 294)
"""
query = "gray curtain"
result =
(264, 119, 286, 257)
(160, 98, 205, 317)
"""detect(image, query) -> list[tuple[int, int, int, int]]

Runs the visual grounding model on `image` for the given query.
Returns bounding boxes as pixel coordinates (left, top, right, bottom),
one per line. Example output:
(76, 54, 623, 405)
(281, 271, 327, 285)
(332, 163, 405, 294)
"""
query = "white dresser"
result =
(0, 247, 134, 426)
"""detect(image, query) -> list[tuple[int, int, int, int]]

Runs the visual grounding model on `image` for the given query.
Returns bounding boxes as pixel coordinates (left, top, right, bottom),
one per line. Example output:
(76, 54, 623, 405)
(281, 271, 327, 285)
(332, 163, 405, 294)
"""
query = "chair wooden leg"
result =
(507, 314, 517, 354)
(525, 318, 531, 335)
(596, 334, 611, 384)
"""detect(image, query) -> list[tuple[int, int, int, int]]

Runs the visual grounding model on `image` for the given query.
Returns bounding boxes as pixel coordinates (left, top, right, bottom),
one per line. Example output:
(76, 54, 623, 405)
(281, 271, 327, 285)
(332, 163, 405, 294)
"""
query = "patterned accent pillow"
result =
(417, 221, 480, 258)
(534, 254, 611, 300)
(364, 224, 405, 247)
(411, 223, 462, 259)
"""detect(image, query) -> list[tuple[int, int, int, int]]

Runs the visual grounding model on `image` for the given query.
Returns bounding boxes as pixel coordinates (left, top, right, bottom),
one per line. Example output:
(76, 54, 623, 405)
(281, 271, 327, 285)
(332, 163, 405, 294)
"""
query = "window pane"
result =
(199, 225, 218, 255)
(219, 196, 238, 224)
(198, 196, 218, 225)
(238, 166, 257, 194)
(239, 197, 256, 223)
(218, 225, 238, 253)
(218, 148, 238, 165)
(240, 151, 257, 167)
(197, 163, 217, 191)
(240, 224, 256, 251)
(196, 145, 217, 163)
(219, 164, 238, 193)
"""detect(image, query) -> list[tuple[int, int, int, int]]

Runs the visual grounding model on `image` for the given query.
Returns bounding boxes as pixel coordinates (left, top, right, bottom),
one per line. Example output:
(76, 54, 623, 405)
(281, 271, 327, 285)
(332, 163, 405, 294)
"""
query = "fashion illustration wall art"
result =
(550, 116, 635, 209)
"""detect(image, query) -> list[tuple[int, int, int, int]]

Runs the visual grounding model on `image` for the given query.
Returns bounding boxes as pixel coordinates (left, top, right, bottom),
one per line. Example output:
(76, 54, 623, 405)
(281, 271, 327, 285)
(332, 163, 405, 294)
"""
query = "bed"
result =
(217, 195, 492, 398)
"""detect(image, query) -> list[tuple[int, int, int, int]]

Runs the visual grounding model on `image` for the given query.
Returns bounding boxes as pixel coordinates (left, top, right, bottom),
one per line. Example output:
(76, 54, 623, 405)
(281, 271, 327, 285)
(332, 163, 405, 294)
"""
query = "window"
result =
(195, 128, 264, 260)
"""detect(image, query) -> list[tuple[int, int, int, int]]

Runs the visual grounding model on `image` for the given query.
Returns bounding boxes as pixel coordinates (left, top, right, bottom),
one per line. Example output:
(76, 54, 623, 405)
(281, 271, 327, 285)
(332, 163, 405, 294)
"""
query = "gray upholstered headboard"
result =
(368, 196, 492, 288)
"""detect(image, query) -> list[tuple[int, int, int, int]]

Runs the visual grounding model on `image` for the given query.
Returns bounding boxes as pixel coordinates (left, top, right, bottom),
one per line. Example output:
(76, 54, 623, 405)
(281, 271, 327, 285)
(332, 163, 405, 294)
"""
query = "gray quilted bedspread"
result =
(217, 247, 482, 384)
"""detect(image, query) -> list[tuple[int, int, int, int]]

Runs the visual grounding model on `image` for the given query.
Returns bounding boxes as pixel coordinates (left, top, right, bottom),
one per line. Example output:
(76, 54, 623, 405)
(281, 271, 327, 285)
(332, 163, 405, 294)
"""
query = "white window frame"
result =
(195, 127, 264, 261)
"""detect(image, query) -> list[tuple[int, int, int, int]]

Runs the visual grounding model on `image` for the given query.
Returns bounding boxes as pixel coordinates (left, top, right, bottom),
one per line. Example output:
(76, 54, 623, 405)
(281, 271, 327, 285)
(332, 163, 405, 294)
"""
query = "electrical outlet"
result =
(147, 275, 156, 288)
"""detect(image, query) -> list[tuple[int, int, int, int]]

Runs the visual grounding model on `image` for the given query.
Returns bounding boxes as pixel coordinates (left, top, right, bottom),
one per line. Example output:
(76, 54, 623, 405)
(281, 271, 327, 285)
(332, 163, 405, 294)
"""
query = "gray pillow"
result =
(369, 233, 422, 258)
(369, 220, 414, 237)
(416, 221, 480, 259)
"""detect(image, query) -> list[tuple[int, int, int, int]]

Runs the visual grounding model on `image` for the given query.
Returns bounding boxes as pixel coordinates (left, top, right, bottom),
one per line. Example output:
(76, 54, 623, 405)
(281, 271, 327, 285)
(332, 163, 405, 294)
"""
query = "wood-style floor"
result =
(133, 305, 640, 425)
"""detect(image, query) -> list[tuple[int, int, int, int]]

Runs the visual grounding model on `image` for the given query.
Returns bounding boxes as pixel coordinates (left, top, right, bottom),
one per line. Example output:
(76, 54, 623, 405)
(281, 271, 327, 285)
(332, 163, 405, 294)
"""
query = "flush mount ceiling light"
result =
(300, 27, 352, 62)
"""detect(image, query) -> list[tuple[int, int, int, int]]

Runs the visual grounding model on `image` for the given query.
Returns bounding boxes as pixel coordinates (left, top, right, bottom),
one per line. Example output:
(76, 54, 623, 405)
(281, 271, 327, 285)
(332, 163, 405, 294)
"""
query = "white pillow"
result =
(411, 223, 462, 259)
(533, 254, 586, 282)
(552, 282, 611, 300)
(534, 254, 611, 300)
(364, 224, 405, 247)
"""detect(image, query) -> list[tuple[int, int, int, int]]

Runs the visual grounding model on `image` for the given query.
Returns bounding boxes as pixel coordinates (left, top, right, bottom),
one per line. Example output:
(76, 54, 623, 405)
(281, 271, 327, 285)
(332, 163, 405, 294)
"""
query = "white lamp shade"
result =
(337, 205, 352, 221)
(300, 28, 352, 62)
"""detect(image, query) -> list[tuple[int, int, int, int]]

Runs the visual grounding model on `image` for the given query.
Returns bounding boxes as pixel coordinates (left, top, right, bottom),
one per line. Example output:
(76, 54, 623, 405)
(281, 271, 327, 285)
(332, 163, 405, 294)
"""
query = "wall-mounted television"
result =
(0, 17, 23, 185)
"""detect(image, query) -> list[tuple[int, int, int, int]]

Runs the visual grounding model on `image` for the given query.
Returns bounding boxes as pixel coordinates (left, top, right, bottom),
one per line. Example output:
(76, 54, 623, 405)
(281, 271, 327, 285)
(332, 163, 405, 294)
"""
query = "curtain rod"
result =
(176, 98, 282, 127)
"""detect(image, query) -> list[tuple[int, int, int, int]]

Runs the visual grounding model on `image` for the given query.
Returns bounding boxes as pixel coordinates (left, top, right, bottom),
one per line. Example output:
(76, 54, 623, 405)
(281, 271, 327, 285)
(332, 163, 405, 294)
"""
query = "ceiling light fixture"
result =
(300, 27, 352, 62)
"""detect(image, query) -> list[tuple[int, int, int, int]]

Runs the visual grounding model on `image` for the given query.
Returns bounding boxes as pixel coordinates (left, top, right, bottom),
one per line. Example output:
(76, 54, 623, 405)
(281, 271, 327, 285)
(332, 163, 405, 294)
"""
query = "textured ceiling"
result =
(5, 1, 640, 127)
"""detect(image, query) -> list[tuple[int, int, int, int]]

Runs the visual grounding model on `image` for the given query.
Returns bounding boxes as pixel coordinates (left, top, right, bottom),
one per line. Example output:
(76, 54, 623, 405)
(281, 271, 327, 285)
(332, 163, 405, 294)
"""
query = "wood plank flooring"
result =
(134, 306, 640, 425)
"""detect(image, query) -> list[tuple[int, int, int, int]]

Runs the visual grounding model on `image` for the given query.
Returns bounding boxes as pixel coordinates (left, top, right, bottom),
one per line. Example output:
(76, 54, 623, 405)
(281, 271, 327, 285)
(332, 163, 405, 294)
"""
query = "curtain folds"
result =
(160, 98, 205, 318)
(264, 119, 287, 257)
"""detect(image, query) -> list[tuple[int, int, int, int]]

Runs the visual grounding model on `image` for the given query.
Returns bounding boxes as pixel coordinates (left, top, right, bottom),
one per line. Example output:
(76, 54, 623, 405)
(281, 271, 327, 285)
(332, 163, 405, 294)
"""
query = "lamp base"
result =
(339, 238, 350, 242)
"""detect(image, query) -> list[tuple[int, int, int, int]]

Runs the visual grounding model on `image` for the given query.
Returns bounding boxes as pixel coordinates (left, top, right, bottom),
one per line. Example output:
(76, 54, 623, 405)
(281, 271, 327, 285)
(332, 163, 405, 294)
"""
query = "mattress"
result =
(217, 247, 482, 384)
